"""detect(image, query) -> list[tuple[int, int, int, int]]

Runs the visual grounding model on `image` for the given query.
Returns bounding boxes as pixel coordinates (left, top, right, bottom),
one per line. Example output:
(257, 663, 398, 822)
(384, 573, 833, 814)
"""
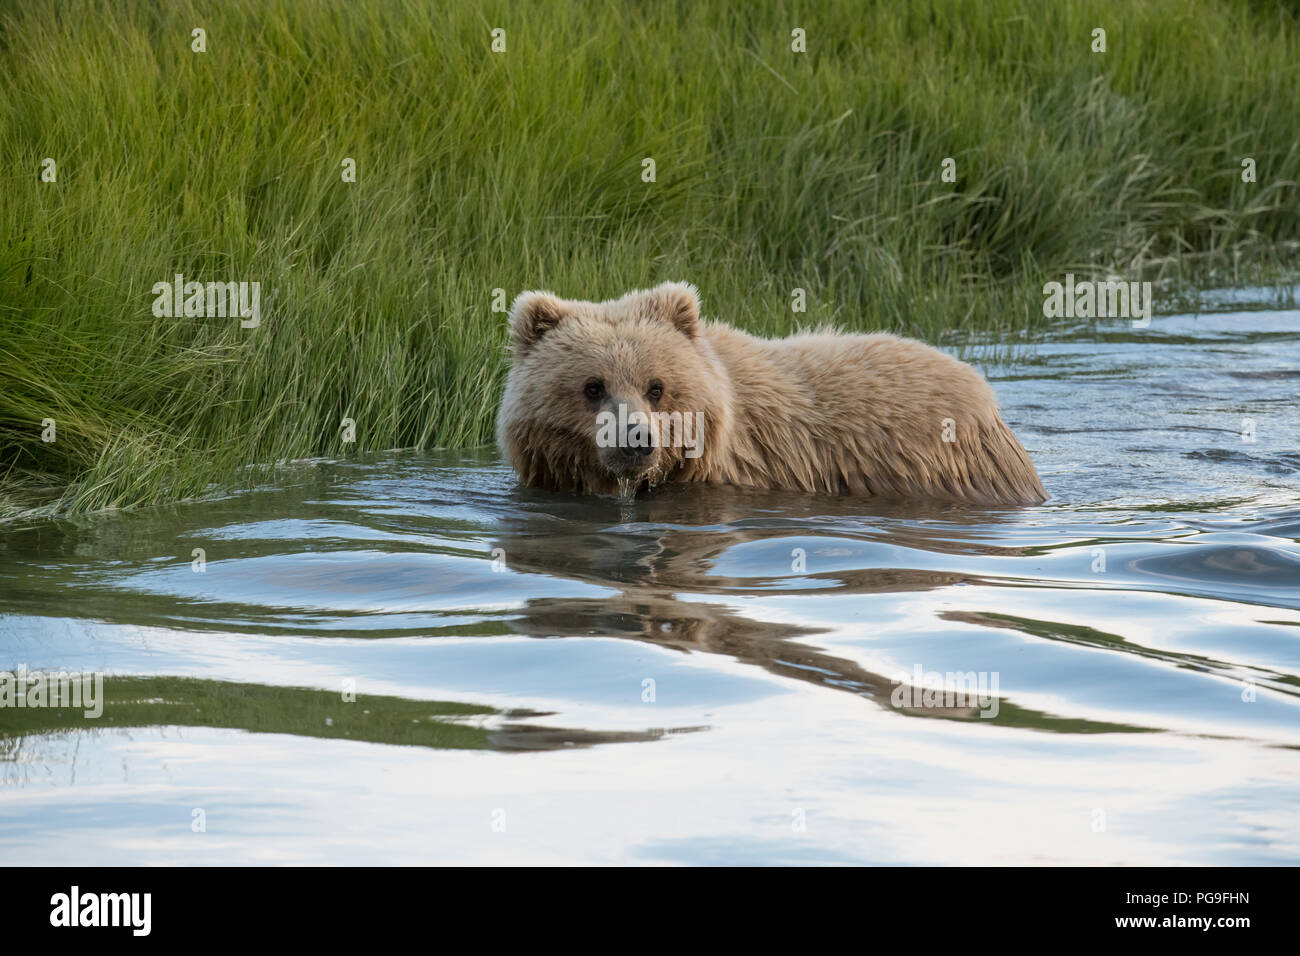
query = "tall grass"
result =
(2, 0, 1298, 517)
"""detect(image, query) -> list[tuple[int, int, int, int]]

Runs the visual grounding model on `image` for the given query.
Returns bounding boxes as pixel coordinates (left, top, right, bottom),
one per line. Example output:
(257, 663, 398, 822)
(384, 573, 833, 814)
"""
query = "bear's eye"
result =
(647, 382, 664, 402)
(584, 380, 605, 401)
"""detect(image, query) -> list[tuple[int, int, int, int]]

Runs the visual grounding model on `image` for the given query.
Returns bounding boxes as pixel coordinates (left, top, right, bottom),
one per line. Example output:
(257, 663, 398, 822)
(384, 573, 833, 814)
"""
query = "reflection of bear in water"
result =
(497, 282, 1046, 504)
(491, 486, 1022, 719)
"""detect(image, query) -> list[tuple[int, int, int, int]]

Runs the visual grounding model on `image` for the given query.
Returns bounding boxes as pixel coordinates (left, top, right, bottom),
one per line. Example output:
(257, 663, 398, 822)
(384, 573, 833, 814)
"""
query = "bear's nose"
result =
(617, 442, 653, 460)
(619, 428, 653, 454)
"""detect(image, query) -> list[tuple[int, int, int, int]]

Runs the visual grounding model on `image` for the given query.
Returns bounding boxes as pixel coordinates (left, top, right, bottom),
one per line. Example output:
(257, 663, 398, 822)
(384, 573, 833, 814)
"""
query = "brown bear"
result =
(496, 282, 1046, 504)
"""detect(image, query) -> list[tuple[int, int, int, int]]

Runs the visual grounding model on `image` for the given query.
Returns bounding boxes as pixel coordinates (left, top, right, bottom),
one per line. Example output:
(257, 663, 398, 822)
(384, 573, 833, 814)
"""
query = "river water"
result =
(2, 302, 1298, 864)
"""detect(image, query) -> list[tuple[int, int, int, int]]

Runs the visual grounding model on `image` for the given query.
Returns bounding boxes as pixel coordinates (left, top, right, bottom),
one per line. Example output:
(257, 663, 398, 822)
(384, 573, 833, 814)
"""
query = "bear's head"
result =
(496, 282, 733, 495)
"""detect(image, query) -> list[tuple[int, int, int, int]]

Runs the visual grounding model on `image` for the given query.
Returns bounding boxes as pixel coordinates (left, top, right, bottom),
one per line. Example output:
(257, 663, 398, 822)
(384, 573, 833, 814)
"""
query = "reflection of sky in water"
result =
(1, 303, 1299, 864)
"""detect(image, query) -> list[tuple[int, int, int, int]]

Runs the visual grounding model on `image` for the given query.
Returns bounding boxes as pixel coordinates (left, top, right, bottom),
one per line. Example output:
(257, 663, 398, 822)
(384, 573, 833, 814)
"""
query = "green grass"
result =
(0, 674, 689, 752)
(0, 676, 496, 749)
(2, 0, 1298, 517)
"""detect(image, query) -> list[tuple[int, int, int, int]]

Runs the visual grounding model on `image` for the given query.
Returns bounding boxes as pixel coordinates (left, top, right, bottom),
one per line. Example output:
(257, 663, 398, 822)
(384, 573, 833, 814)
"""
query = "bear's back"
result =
(700, 324, 1045, 503)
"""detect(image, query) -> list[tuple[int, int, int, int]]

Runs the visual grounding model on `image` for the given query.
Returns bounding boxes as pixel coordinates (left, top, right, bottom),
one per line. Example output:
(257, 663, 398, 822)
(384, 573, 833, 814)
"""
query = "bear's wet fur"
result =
(496, 282, 1046, 505)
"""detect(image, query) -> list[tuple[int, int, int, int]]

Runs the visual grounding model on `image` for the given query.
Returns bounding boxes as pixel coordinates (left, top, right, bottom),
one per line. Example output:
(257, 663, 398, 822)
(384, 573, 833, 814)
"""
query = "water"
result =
(2, 304, 1298, 864)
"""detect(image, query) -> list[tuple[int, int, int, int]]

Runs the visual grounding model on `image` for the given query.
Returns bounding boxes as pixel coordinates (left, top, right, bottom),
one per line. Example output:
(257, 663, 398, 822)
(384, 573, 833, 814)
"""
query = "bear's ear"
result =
(647, 281, 701, 339)
(508, 291, 567, 351)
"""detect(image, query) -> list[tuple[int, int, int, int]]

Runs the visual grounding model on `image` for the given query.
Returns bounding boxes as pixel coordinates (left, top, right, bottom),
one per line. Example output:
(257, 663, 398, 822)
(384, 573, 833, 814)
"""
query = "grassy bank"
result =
(2, 0, 1298, 517)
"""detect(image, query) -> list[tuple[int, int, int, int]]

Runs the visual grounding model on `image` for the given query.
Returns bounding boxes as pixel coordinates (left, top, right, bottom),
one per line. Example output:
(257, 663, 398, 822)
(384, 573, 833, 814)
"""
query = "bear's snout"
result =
(619, 442, 654, 460)
(603, 433, 656, 473)
(597, 415, 659, 479)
